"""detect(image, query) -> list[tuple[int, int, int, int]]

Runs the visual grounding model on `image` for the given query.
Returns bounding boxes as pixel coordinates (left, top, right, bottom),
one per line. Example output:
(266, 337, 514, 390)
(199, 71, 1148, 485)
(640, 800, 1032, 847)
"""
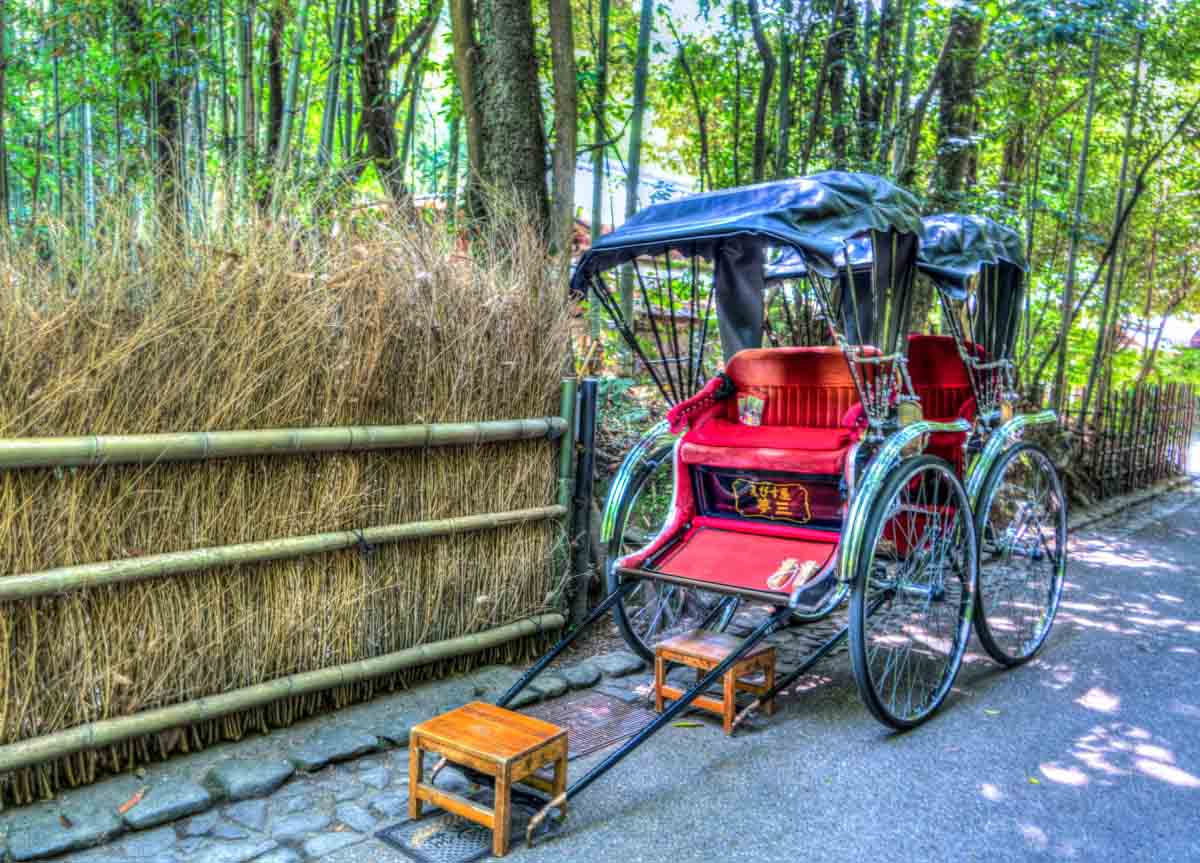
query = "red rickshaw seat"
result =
(678, 347, 871, 477)
(907, 335, 977, 473)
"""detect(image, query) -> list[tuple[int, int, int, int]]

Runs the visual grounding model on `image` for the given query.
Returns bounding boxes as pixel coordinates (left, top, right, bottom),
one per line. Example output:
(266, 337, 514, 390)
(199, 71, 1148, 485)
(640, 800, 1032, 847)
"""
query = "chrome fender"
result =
(600, 420, 675, 545)
(965, 409, 1058, 506)
(837, 419, 971, 584)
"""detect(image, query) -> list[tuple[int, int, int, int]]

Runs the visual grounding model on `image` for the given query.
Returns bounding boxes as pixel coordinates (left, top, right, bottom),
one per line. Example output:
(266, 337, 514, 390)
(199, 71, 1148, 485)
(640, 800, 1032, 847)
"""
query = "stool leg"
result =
(493, 773, 511, 857)
(654, 654, 665, 713)
(553, 755, 568, 817)
(722, 668, 736, 735)
(407, 743, 424, 819)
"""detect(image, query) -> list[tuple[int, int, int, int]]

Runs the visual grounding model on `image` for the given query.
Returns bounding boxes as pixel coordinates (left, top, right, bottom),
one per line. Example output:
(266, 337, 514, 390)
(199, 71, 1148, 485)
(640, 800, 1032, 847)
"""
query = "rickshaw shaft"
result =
(561, 606, 793, 803)
(732, 593, 890, 730)
(496, 579, 639, 709)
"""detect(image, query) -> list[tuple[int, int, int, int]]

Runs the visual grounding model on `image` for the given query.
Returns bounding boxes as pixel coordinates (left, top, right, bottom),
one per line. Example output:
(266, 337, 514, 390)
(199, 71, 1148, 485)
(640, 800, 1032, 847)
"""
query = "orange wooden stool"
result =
(654, 629, 777, 734)
(408, 701, 567, 857)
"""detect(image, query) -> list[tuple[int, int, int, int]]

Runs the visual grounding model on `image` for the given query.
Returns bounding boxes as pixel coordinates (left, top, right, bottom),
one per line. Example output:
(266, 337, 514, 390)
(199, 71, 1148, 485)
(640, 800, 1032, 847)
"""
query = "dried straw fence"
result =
(0, 211, 572, 804)
(1062, 383, 1196, 504)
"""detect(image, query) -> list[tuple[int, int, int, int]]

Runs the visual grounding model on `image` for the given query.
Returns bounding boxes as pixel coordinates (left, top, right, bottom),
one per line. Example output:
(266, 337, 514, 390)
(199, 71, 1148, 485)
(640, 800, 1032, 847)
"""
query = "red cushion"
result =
(686, 418, 852, 450)
(680, 442, 850, 475)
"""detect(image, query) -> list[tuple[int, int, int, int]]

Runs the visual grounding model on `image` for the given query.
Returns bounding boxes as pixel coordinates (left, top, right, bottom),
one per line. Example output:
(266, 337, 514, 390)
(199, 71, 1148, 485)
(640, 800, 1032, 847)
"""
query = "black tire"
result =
(972, 443, 1067, 667)
(849, 455, 978, 730)
(606, 444, 736, 661)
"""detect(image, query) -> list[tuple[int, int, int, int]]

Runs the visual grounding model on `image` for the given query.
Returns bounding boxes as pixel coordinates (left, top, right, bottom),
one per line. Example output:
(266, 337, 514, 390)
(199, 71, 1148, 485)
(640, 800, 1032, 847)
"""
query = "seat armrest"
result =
(667, 373, 736, 433)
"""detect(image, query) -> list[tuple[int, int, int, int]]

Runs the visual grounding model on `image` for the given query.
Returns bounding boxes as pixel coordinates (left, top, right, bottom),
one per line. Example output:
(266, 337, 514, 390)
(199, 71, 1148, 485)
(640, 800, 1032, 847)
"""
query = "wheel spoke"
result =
(975, 446, 1065, 664)
(852, 458, 975, 728)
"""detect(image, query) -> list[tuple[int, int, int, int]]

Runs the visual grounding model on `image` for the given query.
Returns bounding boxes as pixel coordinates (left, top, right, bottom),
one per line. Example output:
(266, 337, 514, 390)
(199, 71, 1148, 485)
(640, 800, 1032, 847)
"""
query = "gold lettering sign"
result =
(730, 479, 812, 524)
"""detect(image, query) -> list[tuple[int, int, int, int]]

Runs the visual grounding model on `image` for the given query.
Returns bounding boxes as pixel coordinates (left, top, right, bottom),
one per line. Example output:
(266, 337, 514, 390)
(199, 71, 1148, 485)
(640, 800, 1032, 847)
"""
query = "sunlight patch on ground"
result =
(980, 782, 1004, 801)
(1019, 823, 1049, 851)
(1136, 759, 1200, 788)
(1076, 688, 1120, 713)
(1039, 763, 1089, 786)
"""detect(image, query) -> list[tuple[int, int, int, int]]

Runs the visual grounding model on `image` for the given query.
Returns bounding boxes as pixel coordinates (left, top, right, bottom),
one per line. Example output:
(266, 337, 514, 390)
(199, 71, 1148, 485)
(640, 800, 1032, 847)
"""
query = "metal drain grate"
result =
(376, 789, 564, 863)
(523, 690, 657, 758)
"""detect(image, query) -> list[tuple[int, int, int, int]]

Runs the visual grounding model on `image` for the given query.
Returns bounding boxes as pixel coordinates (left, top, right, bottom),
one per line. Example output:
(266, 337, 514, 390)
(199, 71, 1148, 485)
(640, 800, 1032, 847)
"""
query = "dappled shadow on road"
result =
(965, 496, 1200, 856)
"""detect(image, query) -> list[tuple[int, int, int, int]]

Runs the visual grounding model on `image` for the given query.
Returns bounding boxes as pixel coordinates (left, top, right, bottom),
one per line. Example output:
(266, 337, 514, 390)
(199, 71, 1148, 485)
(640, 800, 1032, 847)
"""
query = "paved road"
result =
(532, 483, 1200, 863)
(49, 479, 1200, 863)
(338, 480, 1200, 863)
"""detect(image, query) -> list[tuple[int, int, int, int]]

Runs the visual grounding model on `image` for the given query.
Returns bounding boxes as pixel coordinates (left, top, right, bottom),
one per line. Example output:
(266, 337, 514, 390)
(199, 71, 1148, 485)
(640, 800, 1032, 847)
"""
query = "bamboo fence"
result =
(0, 204, 574, 804)
(1063, 382, 1196, 502)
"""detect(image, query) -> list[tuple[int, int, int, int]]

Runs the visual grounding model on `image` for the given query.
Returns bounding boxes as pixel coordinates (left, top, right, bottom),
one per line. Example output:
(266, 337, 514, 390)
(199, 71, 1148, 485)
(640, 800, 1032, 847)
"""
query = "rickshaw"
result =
(414, 174, 1067, 845)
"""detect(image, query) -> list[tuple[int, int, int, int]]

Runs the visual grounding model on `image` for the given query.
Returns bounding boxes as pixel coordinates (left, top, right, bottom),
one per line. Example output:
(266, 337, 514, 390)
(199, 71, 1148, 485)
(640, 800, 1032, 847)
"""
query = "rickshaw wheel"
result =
(849, 455, 977, 730)
(972, 443, 1066, 667)
(606, 444, 735, 662)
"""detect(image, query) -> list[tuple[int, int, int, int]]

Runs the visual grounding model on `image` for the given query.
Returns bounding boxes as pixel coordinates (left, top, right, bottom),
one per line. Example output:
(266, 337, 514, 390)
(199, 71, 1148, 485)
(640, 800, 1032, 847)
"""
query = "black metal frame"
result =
(494, 568, 855, 844)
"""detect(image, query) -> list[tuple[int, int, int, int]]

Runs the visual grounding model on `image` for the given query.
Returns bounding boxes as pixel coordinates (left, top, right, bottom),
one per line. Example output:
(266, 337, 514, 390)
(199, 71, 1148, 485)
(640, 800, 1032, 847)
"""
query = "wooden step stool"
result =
(408, 701, 567, 857)
(654, 629, 777, 734)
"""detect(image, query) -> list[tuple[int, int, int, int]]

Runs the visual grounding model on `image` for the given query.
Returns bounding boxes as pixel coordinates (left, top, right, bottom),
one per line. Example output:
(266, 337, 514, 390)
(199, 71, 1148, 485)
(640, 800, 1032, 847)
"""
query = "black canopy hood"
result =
(571, 172, 923, 360)
(916, 213, 1027, 299)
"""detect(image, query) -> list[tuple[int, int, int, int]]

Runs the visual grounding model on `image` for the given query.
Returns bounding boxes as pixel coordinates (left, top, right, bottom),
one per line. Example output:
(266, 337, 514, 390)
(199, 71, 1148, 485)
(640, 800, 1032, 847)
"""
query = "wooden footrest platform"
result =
(409, 701, 567, 857)
(654, 629, 777, 734)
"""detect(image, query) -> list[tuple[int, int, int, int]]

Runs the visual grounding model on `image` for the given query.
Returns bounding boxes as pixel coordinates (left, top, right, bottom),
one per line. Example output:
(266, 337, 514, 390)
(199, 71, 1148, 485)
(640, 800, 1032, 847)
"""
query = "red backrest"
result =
(721, 347, 874, 428)
(906, 335, 975, 421)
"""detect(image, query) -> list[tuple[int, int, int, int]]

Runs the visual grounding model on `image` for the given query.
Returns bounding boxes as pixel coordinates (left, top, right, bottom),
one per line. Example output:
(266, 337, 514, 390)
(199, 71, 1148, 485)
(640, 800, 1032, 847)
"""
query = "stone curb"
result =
(1066, 475, 1194, 535)
(0, 650, 625, 862)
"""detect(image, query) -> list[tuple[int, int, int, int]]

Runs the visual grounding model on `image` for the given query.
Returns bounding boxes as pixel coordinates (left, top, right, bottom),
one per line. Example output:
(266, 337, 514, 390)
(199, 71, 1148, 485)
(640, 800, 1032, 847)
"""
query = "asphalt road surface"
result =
(338, 480, 1200, 863)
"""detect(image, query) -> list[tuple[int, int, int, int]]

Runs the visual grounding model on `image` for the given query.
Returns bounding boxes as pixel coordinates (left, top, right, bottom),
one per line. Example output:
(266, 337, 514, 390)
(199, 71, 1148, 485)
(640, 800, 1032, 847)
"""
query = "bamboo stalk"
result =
(0, 505, 564, 602)
(0, 612, 565, 775)
(0, 417, 565, 470)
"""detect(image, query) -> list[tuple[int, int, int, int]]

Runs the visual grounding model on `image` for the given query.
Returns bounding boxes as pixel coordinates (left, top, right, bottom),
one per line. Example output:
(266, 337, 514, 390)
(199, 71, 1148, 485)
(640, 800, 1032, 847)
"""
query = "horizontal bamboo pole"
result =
(0, 613, 566, 776)
(0, 417, 567, 471)
(0, 505, 566, 603)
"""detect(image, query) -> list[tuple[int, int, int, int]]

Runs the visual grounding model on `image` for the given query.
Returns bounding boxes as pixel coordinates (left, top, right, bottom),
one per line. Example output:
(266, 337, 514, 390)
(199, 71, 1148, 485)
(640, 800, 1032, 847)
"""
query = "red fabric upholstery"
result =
(617, 441, 697, 572)
(674, 346, 871, 478)
(906, 335, 980, 475)
(679, 441, 850, 475)
(719, 346, 874, 427)
(684, 419, 853, 451)
(652, 526, 837, 597)
(906, 334, 985, 420)
(667, 374, 731, 434)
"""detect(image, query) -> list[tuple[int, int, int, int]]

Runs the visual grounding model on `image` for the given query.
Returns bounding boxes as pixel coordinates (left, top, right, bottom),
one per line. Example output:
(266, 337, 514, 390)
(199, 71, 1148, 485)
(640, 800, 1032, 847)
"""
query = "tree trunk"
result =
(1078, 29, 1144, 431)
(266, 1, 285, 161)
(827, 0, 855, 169)
(273, 0, 312, 189)
(618, 0, 655, 362)
(928, 4, 982, 210)
(747, 0, 776, 182)
(590, 0, 611, 241)
(0, 0, 8, 229)
(318, 0, 349, 168)
(549, 0, 577, 259)
(896, 21, 952, 187)
(52, 0, 64, 218)
(867, 0, 899, 168)
(357, 0, 439, 204)
(800, 0, 846, 174)
(732, 0, 743, 184)
(237, 0, 257, 205)
(1052, 30, 1101, 413)
(452, 0, 549, 232)
(890, 0, 919, 174)
(446, 96, 461, 214)
(773, 0, 794, 179)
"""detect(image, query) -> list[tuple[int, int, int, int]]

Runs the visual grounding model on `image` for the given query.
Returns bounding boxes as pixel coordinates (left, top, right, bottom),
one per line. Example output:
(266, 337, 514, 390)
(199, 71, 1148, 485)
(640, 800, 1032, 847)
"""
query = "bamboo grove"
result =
(1, 0, 1199, 396)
